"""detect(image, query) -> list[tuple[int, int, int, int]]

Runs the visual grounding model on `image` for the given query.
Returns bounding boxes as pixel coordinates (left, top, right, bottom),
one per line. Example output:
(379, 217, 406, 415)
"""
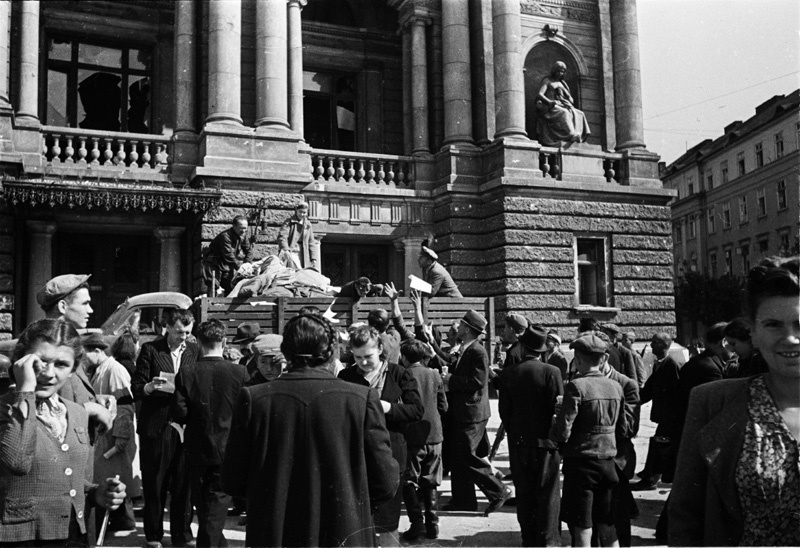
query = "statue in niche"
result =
(535, 61, 590, 146)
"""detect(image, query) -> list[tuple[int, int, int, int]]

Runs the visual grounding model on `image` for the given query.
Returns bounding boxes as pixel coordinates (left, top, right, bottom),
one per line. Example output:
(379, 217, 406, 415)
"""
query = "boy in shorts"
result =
(550, 333, 624, 547)
(399, 339, 448, 541)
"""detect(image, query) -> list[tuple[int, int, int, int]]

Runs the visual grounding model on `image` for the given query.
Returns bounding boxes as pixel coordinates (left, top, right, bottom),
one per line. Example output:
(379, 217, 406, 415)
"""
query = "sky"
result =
(637, 0, 800, 166)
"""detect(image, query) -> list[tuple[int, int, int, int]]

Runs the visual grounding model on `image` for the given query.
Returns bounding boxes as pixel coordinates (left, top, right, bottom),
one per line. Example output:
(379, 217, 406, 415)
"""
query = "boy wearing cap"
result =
(550, 333, 624, 547)
(38, 273, 94, 329)
(246, 334, 287, 386)
(278, 202, 320, 270)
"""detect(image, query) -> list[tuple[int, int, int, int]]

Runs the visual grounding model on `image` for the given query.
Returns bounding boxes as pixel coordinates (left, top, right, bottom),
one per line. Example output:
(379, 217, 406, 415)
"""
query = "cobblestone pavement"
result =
(106, 401, 668, 547)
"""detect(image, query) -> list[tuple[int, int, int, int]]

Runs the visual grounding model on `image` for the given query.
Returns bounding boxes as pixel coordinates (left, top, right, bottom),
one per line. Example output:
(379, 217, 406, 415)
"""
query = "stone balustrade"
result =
(41, 126, 171, 171)
(310, 149, 414, 188)
(538, 146, 622, 183)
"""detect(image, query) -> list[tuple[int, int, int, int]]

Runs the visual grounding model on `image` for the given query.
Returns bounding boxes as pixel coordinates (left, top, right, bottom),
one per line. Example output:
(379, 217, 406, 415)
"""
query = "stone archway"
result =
(524, 42, 581, 142)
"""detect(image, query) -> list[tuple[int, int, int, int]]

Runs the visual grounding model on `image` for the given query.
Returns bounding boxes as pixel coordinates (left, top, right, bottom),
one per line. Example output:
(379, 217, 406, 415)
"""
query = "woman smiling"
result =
(670, 256, 799, 546)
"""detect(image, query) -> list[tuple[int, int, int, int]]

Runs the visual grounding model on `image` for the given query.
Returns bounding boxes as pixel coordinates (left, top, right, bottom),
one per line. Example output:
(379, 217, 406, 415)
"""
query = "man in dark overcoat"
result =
(498, 325, 563, 546)
(443, 310, 511, 515)
(222, 316, 398, 547)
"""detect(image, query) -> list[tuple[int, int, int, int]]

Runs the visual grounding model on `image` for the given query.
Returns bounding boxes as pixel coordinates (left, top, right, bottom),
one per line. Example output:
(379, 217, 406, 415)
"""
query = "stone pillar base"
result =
(619, 148, 661, 188)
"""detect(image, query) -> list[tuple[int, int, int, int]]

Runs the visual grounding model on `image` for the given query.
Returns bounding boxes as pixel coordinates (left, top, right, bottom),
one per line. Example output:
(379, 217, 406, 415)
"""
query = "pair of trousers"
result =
(191, 465, 230, 547)
(509, 445, 561, 547)
(139, 427, 193, 545)
(448, 420, 505, 506)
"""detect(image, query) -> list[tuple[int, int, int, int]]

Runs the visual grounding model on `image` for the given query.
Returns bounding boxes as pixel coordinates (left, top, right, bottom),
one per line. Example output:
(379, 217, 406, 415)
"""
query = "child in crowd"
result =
(550, 333, 624, 547)
(399, 338, 448, 541)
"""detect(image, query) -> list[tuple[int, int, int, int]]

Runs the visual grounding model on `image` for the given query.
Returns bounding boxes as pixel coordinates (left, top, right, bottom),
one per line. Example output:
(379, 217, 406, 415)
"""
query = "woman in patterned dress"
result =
(0, 319, 126, 547)
(669, 256, 799, 546)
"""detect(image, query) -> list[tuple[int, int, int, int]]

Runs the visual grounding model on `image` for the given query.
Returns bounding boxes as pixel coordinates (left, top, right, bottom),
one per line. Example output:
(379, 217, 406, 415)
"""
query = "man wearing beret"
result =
(418, 244, 462, 299)
(550, 333, 624, 547)
(443, 310, 511, 516)
(498, 325, 563, 546)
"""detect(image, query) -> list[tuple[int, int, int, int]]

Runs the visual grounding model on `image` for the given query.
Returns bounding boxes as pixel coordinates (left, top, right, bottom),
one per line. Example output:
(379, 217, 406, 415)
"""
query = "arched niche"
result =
(524, 41, 582, 142)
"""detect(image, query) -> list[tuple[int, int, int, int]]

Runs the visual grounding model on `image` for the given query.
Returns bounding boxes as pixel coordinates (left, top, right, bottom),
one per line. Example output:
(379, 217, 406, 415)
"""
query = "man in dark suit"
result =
(443, 310, 511, 515)
(222, 314, 398, 547)
(601, 323, 638, 384)
(498, 325, 563, 546)
(132, 309, 198, 548)
(419, 244, 462, 298)
(171, 319, 248, 547)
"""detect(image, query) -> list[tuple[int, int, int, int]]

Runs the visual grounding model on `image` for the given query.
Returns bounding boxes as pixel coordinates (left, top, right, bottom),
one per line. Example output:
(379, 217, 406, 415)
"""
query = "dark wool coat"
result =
(131, 337, 199, 439)
(670, 378, 752, 546)
(448, 340, 491, 424)
(222, 368, 399, 547)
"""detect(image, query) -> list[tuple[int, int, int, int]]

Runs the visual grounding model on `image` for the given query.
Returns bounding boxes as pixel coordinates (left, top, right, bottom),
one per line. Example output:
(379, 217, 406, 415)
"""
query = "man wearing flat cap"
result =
(498, 325, 563, 546)
(550, 333, 624, 547)
(278, 202, 320, 270)
(443, 310, 511, 516)
(501, 313, 529, 369)
(418, 243, 462, 299)
(38, 273, 94, 328)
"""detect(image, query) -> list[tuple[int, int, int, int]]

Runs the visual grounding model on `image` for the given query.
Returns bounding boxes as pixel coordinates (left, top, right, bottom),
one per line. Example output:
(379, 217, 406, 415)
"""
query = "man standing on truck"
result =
(202, 215, 253, 295)
(277, 202, 320, 270)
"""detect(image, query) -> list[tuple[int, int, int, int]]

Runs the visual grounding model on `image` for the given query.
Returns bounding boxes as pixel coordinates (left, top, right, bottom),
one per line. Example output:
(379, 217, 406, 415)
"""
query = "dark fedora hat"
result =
(81, 332, 109, 350)
(518, 325, 548, 353)
(232, 322, 261, 344)
(460, 310, 487, 334)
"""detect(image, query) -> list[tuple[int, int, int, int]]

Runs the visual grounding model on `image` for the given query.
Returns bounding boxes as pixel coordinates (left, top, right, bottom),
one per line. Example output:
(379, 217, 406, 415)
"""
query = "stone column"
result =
(401, 26, 412, 154)
(287, 0, 306, 136)
(154, 227, 185, 293)
(470, 0, 495, 146)
(491, 0, 526, 139)
(256, 0, 289, 130)
(206, 0, 242, 125)
(16, 0, 39, 124)
(0, 0, 11, 109)
(410, 17, 430, 155)
(26, 221, 56, 324)
(174, 0, 197, 135)
(395, 237, 425, 295)
(610, 0, 646, 150)
(442, 0, 473, 146)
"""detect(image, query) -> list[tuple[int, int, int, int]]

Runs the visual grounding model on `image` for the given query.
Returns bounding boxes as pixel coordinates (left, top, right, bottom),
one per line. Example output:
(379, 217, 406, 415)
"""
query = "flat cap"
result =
(504, 313, 528, 332)
(232, 322, 261, 344)
(420, 246, 438, 261)
(601, 323, 621, 334)
(37, 274, 91, 311)
(570, 333, 608, 355)
(253, 334, 283, 355)
(82, 332, 109, 350)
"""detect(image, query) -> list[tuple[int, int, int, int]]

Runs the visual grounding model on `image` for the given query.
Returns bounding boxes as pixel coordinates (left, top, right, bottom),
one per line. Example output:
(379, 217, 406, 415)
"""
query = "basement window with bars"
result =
(45, 37, 152, 132)
(574, 236, 610, 307)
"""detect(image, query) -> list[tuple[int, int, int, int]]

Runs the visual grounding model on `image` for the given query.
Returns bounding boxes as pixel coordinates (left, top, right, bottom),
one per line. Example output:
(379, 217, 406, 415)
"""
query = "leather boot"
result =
(401, 484, 426, 541)
(421, 487, 439, 539)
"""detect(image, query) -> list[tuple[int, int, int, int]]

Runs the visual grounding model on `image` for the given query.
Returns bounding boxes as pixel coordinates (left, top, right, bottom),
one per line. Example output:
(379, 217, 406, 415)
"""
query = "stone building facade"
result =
(662, 90, 799, 338)
(0, 0, 675, 339)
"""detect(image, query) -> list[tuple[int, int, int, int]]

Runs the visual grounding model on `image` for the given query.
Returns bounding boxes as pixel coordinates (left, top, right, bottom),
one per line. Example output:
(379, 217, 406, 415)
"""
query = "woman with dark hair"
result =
(223, 315, 398, 547)
(670, 256, 800, 546)
(0, 319, 126, 547)
(339, 325, 423, 546)
(110, 327, 139, 378)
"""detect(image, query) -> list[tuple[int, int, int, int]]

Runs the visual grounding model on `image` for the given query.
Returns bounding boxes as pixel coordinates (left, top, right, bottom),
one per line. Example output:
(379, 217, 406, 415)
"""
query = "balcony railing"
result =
(538, 146, 622, 183)
(310, 149, 414, 188)
(41, 126, 171, 171)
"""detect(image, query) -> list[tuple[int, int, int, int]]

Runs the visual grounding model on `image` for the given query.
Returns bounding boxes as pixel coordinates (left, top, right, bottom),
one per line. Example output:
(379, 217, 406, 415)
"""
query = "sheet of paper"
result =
(409, 275, 432, 294)
(157, 372, 176, 394)
(323, 299, 340, 323)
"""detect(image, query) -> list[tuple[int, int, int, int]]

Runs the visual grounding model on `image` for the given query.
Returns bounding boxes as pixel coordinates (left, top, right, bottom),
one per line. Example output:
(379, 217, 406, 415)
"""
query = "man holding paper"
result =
(132, 309, 198, 548)
(419, 245, 462, 298)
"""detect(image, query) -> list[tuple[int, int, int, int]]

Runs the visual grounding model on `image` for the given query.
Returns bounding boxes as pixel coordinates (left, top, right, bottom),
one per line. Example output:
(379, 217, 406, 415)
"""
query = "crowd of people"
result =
(0, 251, 797, 548)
